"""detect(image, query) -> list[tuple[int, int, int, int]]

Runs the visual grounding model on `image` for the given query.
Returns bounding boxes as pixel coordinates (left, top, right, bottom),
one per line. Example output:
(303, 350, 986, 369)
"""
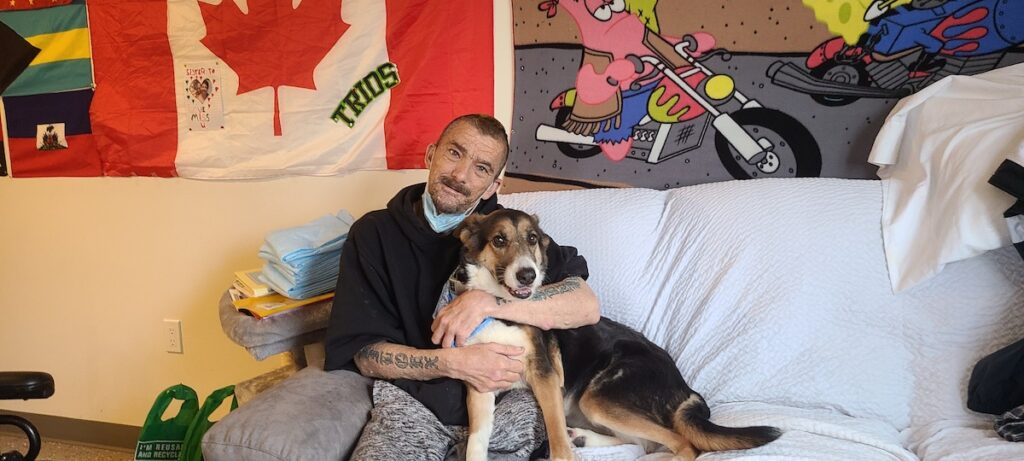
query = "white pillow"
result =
(868, 63, 1024, 293)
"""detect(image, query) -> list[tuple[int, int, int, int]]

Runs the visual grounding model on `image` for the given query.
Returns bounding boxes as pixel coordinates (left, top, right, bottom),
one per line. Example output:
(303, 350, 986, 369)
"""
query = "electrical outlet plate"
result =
(164, 319, 183, 354)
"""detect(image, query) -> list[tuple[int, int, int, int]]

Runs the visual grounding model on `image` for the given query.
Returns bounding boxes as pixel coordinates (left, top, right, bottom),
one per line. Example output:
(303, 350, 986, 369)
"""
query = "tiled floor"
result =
(0, 434, 132, 461)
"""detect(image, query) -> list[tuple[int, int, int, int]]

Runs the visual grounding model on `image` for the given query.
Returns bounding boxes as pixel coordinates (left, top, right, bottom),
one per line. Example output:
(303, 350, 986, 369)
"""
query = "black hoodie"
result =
(324, 183, 589, 425)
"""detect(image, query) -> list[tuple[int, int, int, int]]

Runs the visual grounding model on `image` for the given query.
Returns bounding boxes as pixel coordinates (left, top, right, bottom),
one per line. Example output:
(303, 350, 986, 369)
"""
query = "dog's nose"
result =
(516, 268, 536, 285)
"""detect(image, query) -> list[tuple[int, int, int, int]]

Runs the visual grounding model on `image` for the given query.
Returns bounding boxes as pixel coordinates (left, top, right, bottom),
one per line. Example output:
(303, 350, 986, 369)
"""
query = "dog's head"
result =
(455, 209, 551, 301)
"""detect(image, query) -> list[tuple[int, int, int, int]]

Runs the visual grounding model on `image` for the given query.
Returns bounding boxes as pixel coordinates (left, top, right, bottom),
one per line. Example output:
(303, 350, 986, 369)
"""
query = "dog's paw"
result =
(566, 427, 625, 448)
(567, 428, 587, 447)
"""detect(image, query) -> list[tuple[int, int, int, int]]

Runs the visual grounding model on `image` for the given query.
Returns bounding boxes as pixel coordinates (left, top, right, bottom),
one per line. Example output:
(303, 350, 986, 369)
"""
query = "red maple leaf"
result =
(199, 0, 350, 136)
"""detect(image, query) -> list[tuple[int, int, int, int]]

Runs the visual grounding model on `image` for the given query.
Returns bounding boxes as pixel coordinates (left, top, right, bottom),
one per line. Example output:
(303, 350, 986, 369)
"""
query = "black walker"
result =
(0, 372, 54, 461)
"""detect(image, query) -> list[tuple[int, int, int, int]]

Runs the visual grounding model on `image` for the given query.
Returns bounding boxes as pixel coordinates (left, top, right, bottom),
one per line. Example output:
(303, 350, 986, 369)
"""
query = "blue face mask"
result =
(422, 190, 478, 233)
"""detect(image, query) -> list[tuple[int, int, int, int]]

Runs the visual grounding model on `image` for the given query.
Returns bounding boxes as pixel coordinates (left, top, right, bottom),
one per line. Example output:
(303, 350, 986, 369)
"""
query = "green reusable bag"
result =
(135, 384, 199, 461)
(178, 385, 238, 461)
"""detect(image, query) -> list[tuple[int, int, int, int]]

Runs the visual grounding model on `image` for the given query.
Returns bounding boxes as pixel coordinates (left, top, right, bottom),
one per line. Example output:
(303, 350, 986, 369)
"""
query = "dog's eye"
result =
(527, 234, 538, 245)
(491, 235, 507, 247)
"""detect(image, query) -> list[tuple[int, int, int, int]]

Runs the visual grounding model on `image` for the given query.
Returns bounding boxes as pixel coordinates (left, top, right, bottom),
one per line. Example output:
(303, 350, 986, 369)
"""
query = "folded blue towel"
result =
(265, 262, 337, 287)
(261, 210, 354, 265)
(262, 262, 339, 299)
(259, 249, 340, 277)
(256, 209, 352, 299)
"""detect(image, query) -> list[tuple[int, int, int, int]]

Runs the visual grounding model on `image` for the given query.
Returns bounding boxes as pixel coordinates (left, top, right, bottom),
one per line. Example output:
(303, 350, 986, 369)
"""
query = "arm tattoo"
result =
(356, 344, 438, 370)
(493, 277, 582, 305)
(530, 277, 581, 301)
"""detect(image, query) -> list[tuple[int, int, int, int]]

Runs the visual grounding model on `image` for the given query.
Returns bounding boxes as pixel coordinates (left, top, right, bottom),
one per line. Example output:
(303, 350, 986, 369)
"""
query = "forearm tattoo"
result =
(495, 277, 582, 304)
(532, 277, 581, 300)
(357, 344, 439, 370)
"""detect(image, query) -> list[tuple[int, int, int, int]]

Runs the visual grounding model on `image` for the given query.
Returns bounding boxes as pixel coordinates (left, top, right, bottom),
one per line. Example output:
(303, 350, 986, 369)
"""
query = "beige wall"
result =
(0, 0, 513, 426)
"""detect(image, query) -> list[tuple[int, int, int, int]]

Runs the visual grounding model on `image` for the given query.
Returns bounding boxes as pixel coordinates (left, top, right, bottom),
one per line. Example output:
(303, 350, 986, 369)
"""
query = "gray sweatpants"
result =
(350, 380, 548, 461)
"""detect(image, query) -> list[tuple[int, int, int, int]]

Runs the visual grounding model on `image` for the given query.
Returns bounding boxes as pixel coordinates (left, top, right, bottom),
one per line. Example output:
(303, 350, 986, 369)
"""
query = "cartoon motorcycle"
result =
(535, 33, 822, 180)
(769, 0, 1024, 107)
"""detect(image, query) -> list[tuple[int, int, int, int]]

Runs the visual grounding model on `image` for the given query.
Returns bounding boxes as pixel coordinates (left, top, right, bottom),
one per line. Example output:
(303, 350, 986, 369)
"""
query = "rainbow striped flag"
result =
(0, 0, 92, 96)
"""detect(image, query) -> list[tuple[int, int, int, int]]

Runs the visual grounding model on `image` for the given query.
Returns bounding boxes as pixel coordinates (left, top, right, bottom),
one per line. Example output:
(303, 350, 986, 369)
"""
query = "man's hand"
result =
(431, 290, 500, 348)
(449, 343, 525, 393)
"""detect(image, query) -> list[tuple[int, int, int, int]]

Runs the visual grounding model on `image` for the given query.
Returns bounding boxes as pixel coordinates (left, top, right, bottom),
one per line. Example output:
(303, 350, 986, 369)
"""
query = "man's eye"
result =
(447, 149, 461, 159)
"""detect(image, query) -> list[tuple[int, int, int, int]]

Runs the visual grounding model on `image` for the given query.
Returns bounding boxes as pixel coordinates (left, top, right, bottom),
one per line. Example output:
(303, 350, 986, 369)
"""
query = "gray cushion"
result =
(218, 290, 332, 360)
(202, 367, 371, 461)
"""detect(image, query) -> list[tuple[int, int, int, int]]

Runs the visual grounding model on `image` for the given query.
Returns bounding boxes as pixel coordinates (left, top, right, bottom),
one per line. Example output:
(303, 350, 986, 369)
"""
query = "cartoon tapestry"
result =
(505, 0, 1024, 191)
(0, 0, 494, 178)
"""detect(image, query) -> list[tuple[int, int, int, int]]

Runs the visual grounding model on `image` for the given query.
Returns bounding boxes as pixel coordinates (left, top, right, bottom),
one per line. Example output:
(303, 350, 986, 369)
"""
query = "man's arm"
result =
(354, 342, 449, 381)
(430, 276, 600, 348)
(491, 276, 600, 329)
(354, 341, 526, 393)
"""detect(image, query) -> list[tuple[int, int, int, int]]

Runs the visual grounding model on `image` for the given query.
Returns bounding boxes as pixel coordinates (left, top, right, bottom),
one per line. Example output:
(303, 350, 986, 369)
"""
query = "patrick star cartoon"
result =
(540, 0, 715, 161)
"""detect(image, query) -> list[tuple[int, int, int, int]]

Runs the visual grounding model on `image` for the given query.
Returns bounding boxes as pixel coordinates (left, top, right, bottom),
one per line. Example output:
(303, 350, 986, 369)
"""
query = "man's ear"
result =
(455, 214, 484, 249)
(424, 144, 436, 167)
(481, 177, 502, 201)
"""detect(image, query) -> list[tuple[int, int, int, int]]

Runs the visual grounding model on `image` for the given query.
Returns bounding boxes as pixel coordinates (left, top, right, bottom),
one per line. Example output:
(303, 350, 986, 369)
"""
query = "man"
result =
(324, 114, 600, 457)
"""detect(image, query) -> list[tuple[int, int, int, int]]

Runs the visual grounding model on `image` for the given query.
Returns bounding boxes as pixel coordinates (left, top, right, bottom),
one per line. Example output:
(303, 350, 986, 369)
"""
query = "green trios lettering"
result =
(331, 62, 400, 127)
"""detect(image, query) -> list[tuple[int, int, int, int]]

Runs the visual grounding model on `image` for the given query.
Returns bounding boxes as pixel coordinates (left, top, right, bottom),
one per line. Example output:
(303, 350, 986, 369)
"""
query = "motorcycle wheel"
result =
(553, 107, 602, 159)
(809, 62, 870, 107)
(714, 107, 822, 180)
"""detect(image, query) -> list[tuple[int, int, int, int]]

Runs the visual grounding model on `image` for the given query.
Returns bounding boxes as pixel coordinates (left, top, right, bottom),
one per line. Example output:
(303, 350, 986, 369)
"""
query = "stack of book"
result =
(230, 268, 333, 319)
(232, 268, 275, 298)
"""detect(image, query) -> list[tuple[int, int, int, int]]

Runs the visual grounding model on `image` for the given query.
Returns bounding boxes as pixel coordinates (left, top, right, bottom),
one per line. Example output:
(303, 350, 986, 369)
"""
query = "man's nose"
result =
(449, 158, 472, 182)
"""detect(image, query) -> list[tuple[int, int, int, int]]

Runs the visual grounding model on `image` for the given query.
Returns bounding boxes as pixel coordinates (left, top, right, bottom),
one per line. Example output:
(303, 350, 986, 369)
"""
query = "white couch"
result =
(207, 178, 1024, 460)
(501, 178, 1024, 461)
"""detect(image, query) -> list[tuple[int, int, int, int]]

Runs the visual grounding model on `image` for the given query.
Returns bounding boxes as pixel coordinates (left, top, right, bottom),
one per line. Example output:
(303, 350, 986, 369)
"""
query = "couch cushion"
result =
(202, 367, 371, 461)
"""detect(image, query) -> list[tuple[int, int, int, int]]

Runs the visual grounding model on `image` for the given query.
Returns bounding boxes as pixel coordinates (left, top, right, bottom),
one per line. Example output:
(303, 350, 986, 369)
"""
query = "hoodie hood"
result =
(387, 183, 500, 247)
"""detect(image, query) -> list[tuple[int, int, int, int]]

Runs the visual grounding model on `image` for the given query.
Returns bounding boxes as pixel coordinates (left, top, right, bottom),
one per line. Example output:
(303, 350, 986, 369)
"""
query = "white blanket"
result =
(904, 418, 1024, 461)
(868, 63, 1024, 292)
(645, 403, 917, 461)
(576, 403, 920, 461)
(502, 178, 1024, 459)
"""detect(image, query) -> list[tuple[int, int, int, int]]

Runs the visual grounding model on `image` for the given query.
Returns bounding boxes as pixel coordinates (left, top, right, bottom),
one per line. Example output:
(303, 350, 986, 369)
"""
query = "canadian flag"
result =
(87, 0, 493, 178)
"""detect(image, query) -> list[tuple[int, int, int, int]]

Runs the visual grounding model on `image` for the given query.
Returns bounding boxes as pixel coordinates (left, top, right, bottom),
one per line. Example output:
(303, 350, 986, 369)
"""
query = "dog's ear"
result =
(531, 213, 551, 247)
(455, 214, 484, 249)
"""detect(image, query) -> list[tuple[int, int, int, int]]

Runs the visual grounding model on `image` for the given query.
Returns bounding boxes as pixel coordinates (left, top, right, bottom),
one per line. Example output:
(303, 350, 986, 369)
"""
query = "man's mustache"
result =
(439, 176, 470, 196)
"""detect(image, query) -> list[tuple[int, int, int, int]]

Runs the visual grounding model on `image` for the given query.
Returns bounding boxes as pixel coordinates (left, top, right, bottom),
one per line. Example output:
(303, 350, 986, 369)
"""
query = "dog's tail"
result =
(673, 394, 781, 452)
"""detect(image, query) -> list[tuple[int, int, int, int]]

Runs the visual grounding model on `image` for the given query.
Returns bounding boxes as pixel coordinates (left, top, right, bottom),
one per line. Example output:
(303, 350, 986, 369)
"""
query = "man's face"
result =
(424, 122, 505, 214)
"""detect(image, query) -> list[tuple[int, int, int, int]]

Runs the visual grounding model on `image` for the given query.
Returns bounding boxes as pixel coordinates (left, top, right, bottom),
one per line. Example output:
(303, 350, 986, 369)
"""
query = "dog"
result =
(449, 209, 781, 461)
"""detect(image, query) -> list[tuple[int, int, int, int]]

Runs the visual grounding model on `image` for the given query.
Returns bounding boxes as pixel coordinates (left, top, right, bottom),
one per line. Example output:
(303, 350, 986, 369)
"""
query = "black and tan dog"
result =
(451, 209, 781, 461)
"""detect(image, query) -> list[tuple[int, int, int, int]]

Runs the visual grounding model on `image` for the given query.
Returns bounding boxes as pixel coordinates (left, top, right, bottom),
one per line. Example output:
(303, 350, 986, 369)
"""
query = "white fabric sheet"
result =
(903, 418, 1024, 461)
(868, 63, 1024, 292)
